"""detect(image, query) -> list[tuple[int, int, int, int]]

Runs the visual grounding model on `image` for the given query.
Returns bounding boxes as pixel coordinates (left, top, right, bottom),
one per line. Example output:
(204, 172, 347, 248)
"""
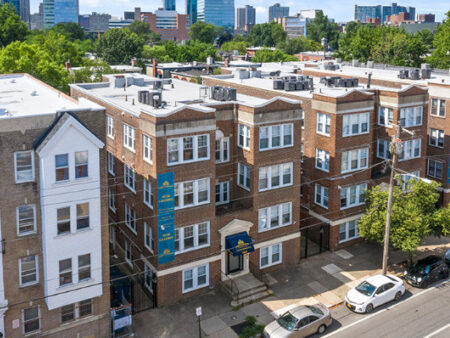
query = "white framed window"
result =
(59, 258, 72, 286)
(343, 112, 369, 136)
(19, 255, 38, 286)
(238, 124, 251, 149)
(429, 129, 444, 148)
(124, 163, 136, 192)
(143, 134, 153, 163)
(315, 149, 330, 172)
(340, 183, 367, 209)
(78, 254, 91, 281)
(61, 299, 93, 323)
(300, 109, 304, 129)
(61, 304, 75, 323)
(123, 123, 135, 151)
(259, 163, 293, 191)
(167, 134, 210, 165)
(216, 137, 229, 163)
(378, 106, 393, 126)
(107, 115, 114, 138)
(75, 151, 88, 179)
(108, 189, 116, 212)
(144, 264, 154, 292)
(76, 203, 89, 230)
(316, 113, 331, 136)
(315, 184, 328, 209)
(182, 264, 209, 293)
(259, 123, 293, 150)
(143, 178, 153, 209)
(15, 151, 34, 183)
(79, 299, 93, 317)
(23, 306, 40, 334)
(107, 151, 115, 175)
(258, 202, 292, 232)
(124, 203, 137, 233)
(300, 143, 304, 163)
(55, 154, 69, 182)
(341, 148, 368, 173)
(215, 181, 229, 205)
(430, 98, 446, 117)
(57, 207, 71, 235)
(427, 160, 443, 178)
(339, 220, 360, 243)
(175, 222, 210, 253)
(125, 240, 132, 267)
(144, 222, 153, 252)
(238, 163, 251, 190)
(17, 205, 36, 236)
(399, 170, 420, 190)
(377, 139, 391, 160)
(174, 178, 210, 209)
(399, 139, 421, 161)
(400, 106, 423, 127)
(260, 243, 282, 268)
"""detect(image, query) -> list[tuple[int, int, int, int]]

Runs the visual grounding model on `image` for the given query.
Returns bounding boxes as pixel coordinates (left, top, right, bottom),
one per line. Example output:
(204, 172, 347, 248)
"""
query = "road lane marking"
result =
(423, 323, 450, 338)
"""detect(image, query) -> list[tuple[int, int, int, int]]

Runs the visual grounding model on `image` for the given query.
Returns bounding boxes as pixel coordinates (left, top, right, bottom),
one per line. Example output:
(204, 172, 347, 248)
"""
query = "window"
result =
(216, 137, 229, 163)
(400, 106, 423, 127)
(399, 139, 421, 161)
(259, 123, 293, 150)
(17, 205, 36, 235)
(427, 160, 443, 178)
(339, 220, 360, 243)
(143, 179, 153, 208)
(182, 264, 209, 293)
(341, 148, 368, 173)
(124, 164, 136, 192)
(259, 163, 293, 191)
(174, 178, 210, 209)
(300, 109, 304, 129)
(19, 255, 38, 286)
(144, 265, 154, 292)
(343, 112, 369, 136)
(107, 152, 115, 175)
(124, 203, 136, 233)
(316, 113, 331, 136)
(300, 143, 304, 163)
(15, 151, 34, 183)
(315, 149, 330, 172)
(315, 185, 328, 209)
(61, 300, 93, 323)
(61, 304, 75, 322)
(123, 124, 135, 151)
(108, 189, 116, 212)
(78, 254, 91, 281)
(431, 98, 446, 117)
(143, 134, 152, 163)
(260, 243, 282, 268)
(215, 181, 229, 205)
(79, 299, 93, 317)
(238, 124, 251, 149)
(258, 202, 292, 232)
(144, 222, 153, 252)
(238, 163, 251, 190)
(23, 306, 40, 334)
(340, 183, 367, 209)
(75, 151, 88, 178)
(167, 134, 210, 164)
(107, 115, 114, 138)
(55, 154, 69, 181)
(377, 139, 391, 160)
(378, 106, 393, 126)
(59, 258, 72, 286)
(399, 171, 420, 190)
(175, 222, 210, 253)
(57, 207, 71, 235)
(125, 240, 132, 266)
(76, 203, 89, 230)
(429, 129, 444, 148)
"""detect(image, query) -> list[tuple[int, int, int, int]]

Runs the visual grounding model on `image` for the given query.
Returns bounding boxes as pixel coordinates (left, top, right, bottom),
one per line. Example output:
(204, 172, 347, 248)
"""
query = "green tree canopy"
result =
(95, 28, 144, 64)
(51, 22, 86, 41)
(248, 22, 287, 47)
(189, 21, 217, 44)
(306, 10, 340, 50)
(0, 3, 28, 47)
(142, 40, 217, 63)
(252, 49, 298, 63)
(277, 36, 322, 55)
(127, 21, 161, 43)
(220, 40, 249, 55)
(427, 11, 450, 69)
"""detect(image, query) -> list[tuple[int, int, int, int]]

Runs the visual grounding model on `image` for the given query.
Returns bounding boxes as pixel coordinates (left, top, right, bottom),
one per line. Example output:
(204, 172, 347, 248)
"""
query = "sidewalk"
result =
(132, 237, 450, 338)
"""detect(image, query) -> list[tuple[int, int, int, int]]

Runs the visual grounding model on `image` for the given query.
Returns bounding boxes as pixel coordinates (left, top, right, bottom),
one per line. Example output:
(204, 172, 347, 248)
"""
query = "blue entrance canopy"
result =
(225, 232, 254, 256)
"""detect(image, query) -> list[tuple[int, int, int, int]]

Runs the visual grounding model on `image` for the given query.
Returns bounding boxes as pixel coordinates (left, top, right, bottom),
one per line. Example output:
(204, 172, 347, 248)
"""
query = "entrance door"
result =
(227, 252, 243, 274)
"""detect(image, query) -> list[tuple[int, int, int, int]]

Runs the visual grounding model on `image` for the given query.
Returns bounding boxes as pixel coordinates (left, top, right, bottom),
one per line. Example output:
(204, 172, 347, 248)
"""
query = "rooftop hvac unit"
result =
(149, 91, 162, 108)
(138, 90, 150, 104)
(421, 68, 432, 79)
(269, 70, 281, 77)
(223, 88, 237, 101)
(410, 69, 420, 80)
(210, 86, 236, 101)
(273, 79, 284, 90)
(324, 63, 338, 71)
(153, 80, 163, 89)
(284, 81, 297, 91)
(295, 82, 305, 90)
(421, 63, 430, 70)
(398, 70, 409, 79)
(337, 78, 346, 87)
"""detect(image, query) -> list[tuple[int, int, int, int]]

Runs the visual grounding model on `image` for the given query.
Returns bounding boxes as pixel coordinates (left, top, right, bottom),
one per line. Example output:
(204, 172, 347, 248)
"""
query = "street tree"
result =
(0, 3, 28, 47)
(51, 22, 86, 41)
(306, 10, 340, 49)
(428, 11, 450, 69)
(189, 21, 217, 44)
(252, 49, 298, 62)
(95, 28, 144, 64)
(248, 22, 287, 47)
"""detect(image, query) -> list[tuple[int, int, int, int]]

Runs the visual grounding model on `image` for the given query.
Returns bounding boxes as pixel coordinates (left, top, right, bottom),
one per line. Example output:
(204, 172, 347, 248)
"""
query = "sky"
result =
(29, 0, 449, 23)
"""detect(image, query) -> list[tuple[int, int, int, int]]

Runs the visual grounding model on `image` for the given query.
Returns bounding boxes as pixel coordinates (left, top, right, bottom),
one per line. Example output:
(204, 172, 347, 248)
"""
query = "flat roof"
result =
(0, 74, 101, 119)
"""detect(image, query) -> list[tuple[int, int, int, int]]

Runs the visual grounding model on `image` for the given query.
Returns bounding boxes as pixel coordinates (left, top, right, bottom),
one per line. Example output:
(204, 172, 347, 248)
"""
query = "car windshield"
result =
(355, 281, 376, 296)
(411, 262, 429, 274)
(306, 305, 324, 316)
(277, 312, 299, 331)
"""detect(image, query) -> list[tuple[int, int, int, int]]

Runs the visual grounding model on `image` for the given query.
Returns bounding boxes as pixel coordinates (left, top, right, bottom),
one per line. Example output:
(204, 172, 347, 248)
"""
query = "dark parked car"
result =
(404, 255, 449, 288)
(445, 249, 450, 267)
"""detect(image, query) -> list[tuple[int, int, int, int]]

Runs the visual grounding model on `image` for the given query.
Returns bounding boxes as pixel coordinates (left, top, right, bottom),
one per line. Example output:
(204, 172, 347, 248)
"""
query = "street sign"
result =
(196, 307, 202, 317)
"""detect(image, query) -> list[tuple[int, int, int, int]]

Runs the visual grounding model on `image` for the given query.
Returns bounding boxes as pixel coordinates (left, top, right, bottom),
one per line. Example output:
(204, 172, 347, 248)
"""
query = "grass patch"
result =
(230, 316, 264, 338)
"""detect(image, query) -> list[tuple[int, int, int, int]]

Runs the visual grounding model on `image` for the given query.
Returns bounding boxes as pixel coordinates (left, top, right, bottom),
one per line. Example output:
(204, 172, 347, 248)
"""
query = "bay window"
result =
(259, 163, 293, 191)
(175, 178, 210, 209)
(341, 148, 368, 173)
(258, 202, 292, 232)
(167, 134, 210, 165)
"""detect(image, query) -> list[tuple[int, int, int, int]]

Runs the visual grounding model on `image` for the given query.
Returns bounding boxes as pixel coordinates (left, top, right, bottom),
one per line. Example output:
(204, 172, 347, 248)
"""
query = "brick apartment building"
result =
(0, 74, 110, 337)
(140, 9, 190, 42)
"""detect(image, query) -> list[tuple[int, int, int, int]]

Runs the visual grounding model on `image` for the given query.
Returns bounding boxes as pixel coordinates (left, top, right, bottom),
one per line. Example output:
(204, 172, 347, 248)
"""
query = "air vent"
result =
(210, 86, 237, 101)
(273, 76, 313, 92)
(138, 90, 163, 108)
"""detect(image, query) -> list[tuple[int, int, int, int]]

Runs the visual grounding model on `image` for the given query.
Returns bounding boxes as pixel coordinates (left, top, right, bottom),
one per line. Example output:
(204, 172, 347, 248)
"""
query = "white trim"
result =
(174, 178, 210, 210)
(254, 232, 300, 249)
(259, 123, 293, 151)
(215, 181, 230, 205)
(142, 134, 153, 164)
(258, 202, 292, 232)
(174, 222, 210, 254)
(316, 112, 331, 136)
(336, 107, 375, 114)
(330, 213, 365, 226)
(258, 162, 293, 192)
(156, 124, 216, 137)
(143, 179, 154, 209)
(259, 243, 282, 269)
(107, 115, 114, 139)
(19, 255, 39, 287)
(342, 112, 370, 137)
(123, 163, 136, 193)
(237, 163, 251, 191)
(167, 134, 210, 166)
(144, 222, 153, 253)
(107, 152, 115, 176)
(238, 123, 251, 149)
(315, 149, 330, 173)
(157, 255, 220, 277)
(314, 184, 329, 209)
(123, 123, 136, 152)
(16, 204, 37, 236)
(182, 264, 209, 293)
(378, 100, 428, 108)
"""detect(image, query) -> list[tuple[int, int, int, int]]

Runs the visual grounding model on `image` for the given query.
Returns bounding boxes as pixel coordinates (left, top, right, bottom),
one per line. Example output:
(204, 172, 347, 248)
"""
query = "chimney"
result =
(65, 60, 71, 71)
(131, 58, 137, 67)
(367, 73, 372, 88)
(152, 58, 158, 77)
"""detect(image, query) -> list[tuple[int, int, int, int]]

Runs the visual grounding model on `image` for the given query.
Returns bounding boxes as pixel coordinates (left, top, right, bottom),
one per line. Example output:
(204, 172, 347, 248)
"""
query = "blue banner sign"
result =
(157, 172, 175, 264)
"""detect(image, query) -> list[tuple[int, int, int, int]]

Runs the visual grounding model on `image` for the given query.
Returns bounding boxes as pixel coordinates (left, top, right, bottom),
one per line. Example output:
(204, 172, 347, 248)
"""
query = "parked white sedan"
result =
(345, 274, 405, 313)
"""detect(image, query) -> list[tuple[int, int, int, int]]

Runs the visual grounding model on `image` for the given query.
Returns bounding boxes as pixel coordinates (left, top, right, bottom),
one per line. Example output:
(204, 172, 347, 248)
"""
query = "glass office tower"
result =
(186, 0, 197, 25)
(164, 0, 176, 11)
(0, 0, 30, 25)
(197, 0, 234, 29)
(43, 0, 78, 28)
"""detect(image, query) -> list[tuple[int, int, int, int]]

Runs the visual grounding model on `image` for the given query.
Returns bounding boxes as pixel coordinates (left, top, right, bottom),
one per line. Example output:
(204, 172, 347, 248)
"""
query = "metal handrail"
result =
(217, 270, 240, 302)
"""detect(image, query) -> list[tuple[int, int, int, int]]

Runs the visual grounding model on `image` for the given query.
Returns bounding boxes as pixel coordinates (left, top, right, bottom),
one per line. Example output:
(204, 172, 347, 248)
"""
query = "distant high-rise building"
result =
(198, 0, 234, 29)
(354, 3, 415, 23)
(43, 0, 79, 28)
(235, 5, 255, 32)
(30, 2, 44, 29)
(79, 12, 111, 33)
(141, 9, 190, 41)
(299, 9, 321, 20)
(186, 0, 197, 25)
(275, 13, 309, 38)
(1, 0, 30, 26)
(163, 0, 176, 11)
(268, 3, 289, 22)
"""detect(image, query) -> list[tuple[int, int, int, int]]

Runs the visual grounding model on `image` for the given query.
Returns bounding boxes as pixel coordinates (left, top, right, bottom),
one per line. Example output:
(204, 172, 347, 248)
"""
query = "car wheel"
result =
(317, 324, 327, 334)
(365, 303, 374, 313)
(394, 291, 402, 301)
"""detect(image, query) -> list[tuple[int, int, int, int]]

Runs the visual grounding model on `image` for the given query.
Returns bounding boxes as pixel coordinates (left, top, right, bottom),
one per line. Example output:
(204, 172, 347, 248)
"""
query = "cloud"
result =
(255, 6, 266, 14)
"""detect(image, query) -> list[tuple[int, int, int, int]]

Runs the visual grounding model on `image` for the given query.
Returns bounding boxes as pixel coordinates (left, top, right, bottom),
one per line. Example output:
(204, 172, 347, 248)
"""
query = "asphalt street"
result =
(315, 278, 450, 338)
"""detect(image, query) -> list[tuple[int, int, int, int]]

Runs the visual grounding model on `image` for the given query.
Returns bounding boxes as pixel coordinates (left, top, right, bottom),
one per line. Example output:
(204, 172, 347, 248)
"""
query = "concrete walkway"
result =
(132, 237, 450, 337)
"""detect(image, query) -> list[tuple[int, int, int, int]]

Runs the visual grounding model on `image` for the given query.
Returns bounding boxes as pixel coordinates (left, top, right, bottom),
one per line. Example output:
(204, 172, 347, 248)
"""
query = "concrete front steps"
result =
(221, 273, 273, 307)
